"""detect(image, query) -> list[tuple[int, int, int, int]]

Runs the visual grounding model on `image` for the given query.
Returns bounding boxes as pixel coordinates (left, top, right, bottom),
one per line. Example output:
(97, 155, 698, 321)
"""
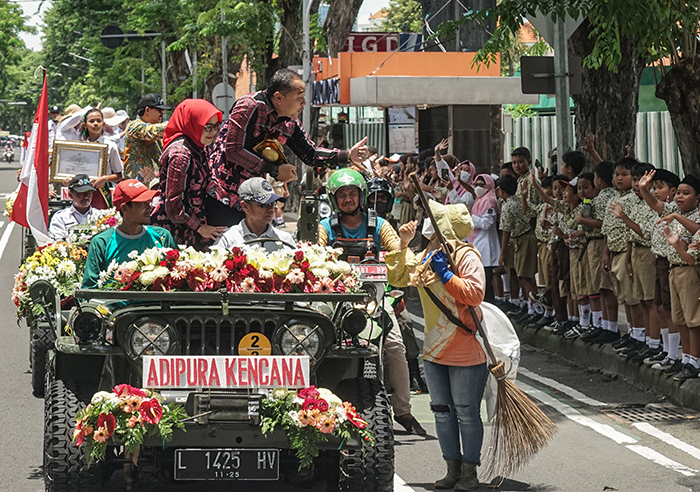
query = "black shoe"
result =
(395, 414, 428, 435)
(553, 321, 571, 336)
(620, 339, 645, 357)
(531, 315, 556, 329)
(563, 324, 584, 339)
(590, 330, 621, 344)
(664, 359, 684, 375)
(673, 364, 699, 381)
(528, 291, 554, 309)
(612, 334, 631, 350)
(511, 309, 531, 323)
(520, 313, 542, 326)
(644, 350, 667, 365)
(630, 345, 661, 363)
(506, 304, 524, 316)
(613, 336, 635, 352)
(581, 327, 604, 342)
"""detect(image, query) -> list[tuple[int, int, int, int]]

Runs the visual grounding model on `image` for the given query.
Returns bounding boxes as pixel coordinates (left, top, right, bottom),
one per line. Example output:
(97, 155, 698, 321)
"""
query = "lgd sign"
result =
(342, 33, 399, 52)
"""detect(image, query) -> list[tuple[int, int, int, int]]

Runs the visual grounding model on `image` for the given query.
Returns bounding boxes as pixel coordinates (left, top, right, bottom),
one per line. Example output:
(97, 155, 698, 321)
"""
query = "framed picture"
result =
(51, 140, 108, 182)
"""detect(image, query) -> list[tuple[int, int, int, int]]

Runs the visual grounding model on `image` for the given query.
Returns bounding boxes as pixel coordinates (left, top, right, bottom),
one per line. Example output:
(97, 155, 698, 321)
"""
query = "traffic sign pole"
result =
(553, 19, 572, 154)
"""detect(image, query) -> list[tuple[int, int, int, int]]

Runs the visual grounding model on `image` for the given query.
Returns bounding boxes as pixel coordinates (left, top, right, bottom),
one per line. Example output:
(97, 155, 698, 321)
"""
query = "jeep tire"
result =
(44, 379, 104, 491)
(31, 323, 55, 397)
(334, 377, 395, 492)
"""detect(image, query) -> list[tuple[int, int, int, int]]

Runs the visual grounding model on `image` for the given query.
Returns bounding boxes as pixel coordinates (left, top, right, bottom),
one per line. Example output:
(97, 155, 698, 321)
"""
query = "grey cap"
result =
(239, 177, 284, 205)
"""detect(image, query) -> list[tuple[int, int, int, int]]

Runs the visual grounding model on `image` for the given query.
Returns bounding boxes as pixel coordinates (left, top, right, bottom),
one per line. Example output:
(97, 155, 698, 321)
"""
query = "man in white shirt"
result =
(49, 174, 100, 241)
(214, 177, 295, 252)
(48, 105, 61, 148)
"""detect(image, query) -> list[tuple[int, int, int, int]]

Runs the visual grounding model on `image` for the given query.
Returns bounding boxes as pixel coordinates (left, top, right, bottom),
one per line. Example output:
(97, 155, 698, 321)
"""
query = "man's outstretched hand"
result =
(349, 136, 369, 164)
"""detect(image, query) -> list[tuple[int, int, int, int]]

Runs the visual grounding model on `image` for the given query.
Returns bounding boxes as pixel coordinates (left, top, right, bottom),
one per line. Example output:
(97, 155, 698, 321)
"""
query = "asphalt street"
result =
(2, 165, 700, 491)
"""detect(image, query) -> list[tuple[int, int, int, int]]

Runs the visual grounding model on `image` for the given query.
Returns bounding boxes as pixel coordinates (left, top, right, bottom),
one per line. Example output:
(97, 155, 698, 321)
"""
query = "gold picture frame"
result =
(50, 140, 108, 182)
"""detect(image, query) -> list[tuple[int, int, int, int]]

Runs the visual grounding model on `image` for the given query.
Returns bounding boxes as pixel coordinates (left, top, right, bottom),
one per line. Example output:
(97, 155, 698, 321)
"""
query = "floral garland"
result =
(4, 189, 17, 218)
(67, 207, 121, 245)
(74, 384, 188, 463)
(12, 242, 87, 320)
(99, 243, 360, 294)
(260, 386, 375, 469)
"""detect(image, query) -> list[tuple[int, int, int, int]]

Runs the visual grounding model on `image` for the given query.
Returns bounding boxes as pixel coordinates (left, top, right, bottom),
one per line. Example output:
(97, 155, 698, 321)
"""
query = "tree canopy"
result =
(378, 0, 423, 33)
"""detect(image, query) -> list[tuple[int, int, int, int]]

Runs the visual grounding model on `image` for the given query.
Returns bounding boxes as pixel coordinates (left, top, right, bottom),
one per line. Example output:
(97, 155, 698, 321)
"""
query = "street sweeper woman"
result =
(386, 200, 488, 491)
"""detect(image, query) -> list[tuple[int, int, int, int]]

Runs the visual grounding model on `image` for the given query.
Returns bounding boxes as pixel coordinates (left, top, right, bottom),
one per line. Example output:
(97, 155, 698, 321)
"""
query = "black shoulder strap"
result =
(330, 212, 344, 237)
(424, 286, 475, 335)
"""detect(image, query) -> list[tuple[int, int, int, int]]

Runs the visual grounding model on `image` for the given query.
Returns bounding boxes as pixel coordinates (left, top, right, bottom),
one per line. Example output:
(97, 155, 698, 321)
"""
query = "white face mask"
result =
(460, 171, 471, 183)
(474, 186, 487, 198)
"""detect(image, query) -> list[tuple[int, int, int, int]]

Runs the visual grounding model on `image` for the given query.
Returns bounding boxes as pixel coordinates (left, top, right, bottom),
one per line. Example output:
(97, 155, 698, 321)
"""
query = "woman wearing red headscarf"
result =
(151, 99, 228, 248)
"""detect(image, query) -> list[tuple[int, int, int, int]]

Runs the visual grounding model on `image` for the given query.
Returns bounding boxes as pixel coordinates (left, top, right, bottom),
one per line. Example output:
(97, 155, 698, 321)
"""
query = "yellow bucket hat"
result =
(427, 200, 473, 240)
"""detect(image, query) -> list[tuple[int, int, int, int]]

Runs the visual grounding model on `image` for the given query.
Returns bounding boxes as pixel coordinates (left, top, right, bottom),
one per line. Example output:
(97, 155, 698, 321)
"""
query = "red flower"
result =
(113, 384, 147, 398)
(159, 260, 167, 267)
(224, 259, 235, 271)
(294, 250, 304, 262)
(300, 260, 310, 271)
(316, 399, 329, 412)
(232, 255, 247, 269)
(301, 399, 317, 411)
(140, 398, 163, 424)
(231, 247, 241, 256)
(97, 412, 117, 437)
(165, 249, 180, 262)
(298, 386, 320, 400)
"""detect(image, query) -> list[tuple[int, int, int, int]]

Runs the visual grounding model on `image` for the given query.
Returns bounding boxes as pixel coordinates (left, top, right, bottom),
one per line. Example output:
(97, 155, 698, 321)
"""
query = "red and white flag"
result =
(11, 71, 51, 246)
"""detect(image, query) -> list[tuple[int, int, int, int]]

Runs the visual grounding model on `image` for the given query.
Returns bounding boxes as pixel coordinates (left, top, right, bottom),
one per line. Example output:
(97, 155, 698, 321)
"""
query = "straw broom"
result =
(409, 173, 557, 482)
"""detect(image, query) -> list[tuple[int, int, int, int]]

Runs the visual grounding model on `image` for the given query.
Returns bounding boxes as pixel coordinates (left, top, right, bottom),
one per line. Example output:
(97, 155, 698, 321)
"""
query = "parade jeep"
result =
(34, 281, 395, 492)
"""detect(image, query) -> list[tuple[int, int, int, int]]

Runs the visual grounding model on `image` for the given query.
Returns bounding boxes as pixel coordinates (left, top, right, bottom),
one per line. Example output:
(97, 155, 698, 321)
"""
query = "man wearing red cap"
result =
(82, 179, 178, 289)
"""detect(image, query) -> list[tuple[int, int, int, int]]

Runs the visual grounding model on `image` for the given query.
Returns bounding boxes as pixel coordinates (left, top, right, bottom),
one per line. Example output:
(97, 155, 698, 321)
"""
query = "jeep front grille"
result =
(174, 316, 277, 356)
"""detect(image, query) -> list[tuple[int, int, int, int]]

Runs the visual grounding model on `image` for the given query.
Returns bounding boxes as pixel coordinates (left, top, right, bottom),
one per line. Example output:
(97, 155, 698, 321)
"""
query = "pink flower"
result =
(210, 265, 228, 283)
(285, 268, 305, 285)
(93, 427, 109, 443)
(302, 399, 317, 411)
(316, 398, 329, 412)
(140, 398, 163, 424)
(105, 216, 118, 226)
(316, 416, 335, 434)
(113, 384, 147, 398)
(128, 415, 143, 428)
(298, 386, 320, 400)
(312, 277, 335, 293)
(240, 277, 256, 292)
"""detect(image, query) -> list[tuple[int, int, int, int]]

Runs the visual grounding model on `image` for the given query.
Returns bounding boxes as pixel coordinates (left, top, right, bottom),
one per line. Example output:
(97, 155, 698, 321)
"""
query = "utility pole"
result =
(221, 10, 230, 119)
(552, 19, 572, 154)
(301, 0, 313, 132)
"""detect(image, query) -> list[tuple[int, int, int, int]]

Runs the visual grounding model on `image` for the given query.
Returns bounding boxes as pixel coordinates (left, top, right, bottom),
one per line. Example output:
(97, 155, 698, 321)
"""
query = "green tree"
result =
(0, 0, 34, 94)
(0, 50, 43, 134)
(378, 0, 422, 33)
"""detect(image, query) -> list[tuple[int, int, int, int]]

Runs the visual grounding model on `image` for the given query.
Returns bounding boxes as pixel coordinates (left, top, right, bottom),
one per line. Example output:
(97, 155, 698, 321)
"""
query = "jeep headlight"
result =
(70, 305, 105, 343)
(126, 317, 176, 359)
(274, 322, 324, 361)
(342, 309, 369, 336)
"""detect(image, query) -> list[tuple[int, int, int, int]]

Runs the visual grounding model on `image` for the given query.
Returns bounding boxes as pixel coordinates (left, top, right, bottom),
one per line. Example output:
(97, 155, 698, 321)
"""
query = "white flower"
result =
(318, 388, 342, 406)
(328, 261, 352, 275)
(138, 266, 170, 286)
(288, 410, 303, 428)
(56, 260, 76, 276)
(271, 388, 289, 399)
(140, 247, 162, 266)
(91, 391, 115, 404)
(97, 270, 110, 288)
(210, 265, 228, 283)
(127, 250, 139, 260)
(311, 267, 330, 278)
(258, 267, 274, 279)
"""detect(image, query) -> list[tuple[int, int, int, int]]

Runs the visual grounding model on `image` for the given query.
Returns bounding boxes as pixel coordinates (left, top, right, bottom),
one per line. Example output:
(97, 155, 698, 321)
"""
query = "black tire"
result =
(334, 377, 394, 492)
(31, 324, 55, 397)
(44, 379, 104, 492)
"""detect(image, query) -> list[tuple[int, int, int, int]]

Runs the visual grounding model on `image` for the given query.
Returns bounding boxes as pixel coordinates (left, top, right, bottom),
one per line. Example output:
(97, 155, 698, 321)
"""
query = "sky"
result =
(17, 0, 391, 52)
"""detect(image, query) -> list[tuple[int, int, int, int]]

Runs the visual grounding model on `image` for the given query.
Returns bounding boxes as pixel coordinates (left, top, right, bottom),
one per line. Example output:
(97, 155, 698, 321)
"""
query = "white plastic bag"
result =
(477, 302, 521, 422)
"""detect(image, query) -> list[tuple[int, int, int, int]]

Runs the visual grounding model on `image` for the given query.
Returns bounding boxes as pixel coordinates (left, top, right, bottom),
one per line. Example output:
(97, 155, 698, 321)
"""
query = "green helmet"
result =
(327, 168, 367, 213)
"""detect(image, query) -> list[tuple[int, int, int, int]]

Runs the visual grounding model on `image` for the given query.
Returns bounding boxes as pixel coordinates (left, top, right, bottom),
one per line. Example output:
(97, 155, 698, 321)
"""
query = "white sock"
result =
(682, 353, 690, 364)
(592, 311, 602, 328)
(689, 356, 700, 369)
(668, 332, 681, 360)
(648, 338, 660, 349)
(602, 319, 609, 331)
(608, 320, 618, 333)
(527, 300, 535, 315)
(544, 309, 554, 318)
(579, 303, 591, 327)
(533, 302, 544, 315)
(503, 275, 509, 292)
(660, 328, 669, 351)
(510, 298, 520, 306)
(631, 327, 645, 342)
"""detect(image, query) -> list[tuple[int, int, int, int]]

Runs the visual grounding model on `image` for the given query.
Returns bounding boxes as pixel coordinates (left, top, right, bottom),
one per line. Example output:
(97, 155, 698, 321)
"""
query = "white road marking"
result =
(626, 445, 698, 476)
(394, 472, 415, 492)
(518, 367, 608, 407)
(0, 221, 14, 261)
(517, 381, 635, 444)
(633, 422, 700, 462)
(518, 380, 698, 476)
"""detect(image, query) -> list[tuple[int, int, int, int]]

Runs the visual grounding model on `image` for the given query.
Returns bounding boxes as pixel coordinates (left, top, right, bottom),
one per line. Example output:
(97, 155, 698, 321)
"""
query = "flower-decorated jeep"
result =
(36, 244, 395, 492)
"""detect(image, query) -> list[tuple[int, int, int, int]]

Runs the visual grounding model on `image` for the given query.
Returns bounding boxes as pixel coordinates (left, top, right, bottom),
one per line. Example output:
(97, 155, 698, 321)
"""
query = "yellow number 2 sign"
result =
(238, 333, 272, 356)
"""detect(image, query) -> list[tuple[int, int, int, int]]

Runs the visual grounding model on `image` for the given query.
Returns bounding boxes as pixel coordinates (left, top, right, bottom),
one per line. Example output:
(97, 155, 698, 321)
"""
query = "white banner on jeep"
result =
(142, 356, 310, 389)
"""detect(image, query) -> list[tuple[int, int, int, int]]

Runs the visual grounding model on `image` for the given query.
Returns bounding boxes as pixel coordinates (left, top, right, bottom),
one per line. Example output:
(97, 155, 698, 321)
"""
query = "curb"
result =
(515, 324, 700, 412)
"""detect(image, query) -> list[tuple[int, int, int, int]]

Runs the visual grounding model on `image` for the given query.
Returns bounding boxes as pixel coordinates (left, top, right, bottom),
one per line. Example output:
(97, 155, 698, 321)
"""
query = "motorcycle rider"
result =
(368, 177, 430, 394)
(318, 169, 427, 435)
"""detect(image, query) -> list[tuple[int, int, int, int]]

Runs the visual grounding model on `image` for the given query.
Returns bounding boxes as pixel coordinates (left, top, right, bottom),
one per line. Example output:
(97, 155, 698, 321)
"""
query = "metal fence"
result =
(504, 112, 683, 175)
(343, 122, 385, 157)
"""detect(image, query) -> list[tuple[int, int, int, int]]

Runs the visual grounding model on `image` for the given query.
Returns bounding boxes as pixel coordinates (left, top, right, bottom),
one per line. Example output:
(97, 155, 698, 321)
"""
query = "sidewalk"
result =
(513, 311, 700, 413)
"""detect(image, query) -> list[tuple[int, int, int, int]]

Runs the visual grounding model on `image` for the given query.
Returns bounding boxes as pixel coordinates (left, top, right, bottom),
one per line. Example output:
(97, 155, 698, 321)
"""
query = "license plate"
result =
(174, 448, 279, 480)
(355, 264, 388, 280)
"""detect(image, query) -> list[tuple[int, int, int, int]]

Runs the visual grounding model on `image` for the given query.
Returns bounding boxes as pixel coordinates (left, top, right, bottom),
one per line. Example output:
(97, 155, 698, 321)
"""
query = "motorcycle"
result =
(4, 147, 14, 163)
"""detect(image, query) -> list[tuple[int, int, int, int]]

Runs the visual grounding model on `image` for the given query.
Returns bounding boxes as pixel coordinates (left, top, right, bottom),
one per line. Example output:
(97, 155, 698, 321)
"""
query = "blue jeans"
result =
(423, 360, 489, 463)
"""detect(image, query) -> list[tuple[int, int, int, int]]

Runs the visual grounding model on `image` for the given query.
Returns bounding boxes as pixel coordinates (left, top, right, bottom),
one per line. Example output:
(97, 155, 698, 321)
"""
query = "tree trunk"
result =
(264, 0, 302, 83)
(568, 20, 644, 165)
(324, 0, 364, 57)
(656, 56, 700, 177)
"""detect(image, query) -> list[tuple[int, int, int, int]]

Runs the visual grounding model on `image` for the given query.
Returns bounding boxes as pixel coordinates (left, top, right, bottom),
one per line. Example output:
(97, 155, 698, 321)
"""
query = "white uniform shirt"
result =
(49, 205, 100, 241)
(214, 219, 295, 252)
(94, 135, 124, 175)
(470, 207, 501, 267)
